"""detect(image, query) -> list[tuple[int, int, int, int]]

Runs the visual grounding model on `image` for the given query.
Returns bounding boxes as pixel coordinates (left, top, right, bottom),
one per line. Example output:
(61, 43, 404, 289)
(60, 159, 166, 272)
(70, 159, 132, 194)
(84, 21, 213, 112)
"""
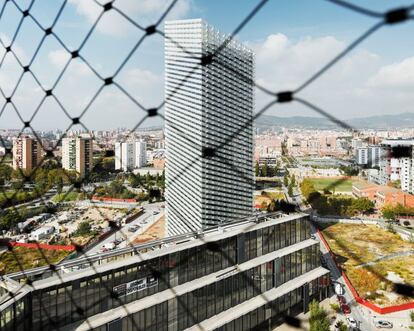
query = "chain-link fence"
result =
(0, 0, 414, 330)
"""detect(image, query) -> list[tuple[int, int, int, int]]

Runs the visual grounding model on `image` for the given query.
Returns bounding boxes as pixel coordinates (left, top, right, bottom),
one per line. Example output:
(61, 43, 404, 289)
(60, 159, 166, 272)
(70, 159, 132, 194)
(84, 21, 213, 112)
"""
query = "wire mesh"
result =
(0, 0, 413, 330)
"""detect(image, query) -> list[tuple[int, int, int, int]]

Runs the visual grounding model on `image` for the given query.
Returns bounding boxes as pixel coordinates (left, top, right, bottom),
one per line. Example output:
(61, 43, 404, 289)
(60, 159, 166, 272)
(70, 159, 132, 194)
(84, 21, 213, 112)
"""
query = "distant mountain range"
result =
(255, 112, 414, 129)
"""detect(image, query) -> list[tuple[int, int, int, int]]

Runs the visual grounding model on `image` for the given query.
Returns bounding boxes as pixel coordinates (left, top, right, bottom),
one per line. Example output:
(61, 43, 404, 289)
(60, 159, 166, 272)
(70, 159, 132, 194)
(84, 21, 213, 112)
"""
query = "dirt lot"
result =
(322, 223, 414, 306)
(0, 246, 70, 274)
(133, 216, 165, 244)
(254, 190, 285, 207)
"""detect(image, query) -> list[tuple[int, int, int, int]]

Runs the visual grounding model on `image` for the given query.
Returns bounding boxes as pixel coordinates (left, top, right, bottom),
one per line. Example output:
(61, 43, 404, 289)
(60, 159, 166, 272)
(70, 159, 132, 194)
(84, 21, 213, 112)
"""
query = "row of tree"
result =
(381, 203, 414, 220)
(255, 161, 280, 177)
(300, 179, 374, 216)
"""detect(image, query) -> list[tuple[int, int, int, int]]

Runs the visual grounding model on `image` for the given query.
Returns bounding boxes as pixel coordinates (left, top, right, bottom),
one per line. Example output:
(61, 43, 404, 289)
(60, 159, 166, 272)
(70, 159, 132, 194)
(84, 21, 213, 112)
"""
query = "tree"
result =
(309, 300, 330, 331)
(74, 222, 92, 236)
(255, 161, 260, 177)
(339, 165, 359, 176)
(262, 162, 268, 177)
(283, 174, 289, 187)
(288, 183, 293, 197)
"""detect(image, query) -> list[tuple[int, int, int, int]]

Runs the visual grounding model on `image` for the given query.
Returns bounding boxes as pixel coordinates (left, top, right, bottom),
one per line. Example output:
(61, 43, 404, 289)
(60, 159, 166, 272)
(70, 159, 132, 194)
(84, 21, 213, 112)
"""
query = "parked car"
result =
(346, 317, 357, 329)
(337, 295, 346, 305)
(335, 283, 345, 296)
(103, 242, 116, 250)
(341, 304, 351, 314)
(128, 225, 139, 232)
(374, 320, 393, 329)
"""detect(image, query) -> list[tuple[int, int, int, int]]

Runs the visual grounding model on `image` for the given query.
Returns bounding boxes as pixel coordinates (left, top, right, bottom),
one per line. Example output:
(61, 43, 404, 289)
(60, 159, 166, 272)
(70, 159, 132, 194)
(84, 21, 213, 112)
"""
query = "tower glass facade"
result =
(0, 213, 329, 331)
(165, 19, 254, 236)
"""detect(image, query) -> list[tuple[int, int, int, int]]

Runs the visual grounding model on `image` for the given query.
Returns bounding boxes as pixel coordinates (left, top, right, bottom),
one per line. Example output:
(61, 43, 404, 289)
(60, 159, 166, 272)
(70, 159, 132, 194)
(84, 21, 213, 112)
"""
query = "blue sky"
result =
(0, 0, 414, 130)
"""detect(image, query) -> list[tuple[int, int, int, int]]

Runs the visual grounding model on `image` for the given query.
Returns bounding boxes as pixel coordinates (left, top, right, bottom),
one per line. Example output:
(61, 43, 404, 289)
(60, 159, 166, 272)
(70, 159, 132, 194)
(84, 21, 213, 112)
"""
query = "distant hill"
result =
(255, 112, 414, 129)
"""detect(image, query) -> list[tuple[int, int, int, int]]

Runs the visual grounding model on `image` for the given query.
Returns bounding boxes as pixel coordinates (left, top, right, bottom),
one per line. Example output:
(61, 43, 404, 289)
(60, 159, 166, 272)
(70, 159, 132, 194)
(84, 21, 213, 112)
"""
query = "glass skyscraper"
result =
(165, 19, 254, 236)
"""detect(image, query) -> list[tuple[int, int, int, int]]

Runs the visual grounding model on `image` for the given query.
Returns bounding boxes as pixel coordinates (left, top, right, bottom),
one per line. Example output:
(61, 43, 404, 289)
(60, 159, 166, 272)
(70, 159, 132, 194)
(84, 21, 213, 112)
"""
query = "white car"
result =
(335, 283, 345, 296)
(346, 317, 357, 329)
(374, 320, 393, 329)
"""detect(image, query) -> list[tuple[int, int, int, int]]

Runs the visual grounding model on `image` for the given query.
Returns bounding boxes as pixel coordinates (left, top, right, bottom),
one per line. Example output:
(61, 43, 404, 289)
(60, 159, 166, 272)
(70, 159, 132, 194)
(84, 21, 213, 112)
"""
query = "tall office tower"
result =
(62, 135, 93, 178)
(115, 142, 136, 171)
(165, 19, 254, 235)
(12, 136, 42, 171)
(135, 140, 147, 168)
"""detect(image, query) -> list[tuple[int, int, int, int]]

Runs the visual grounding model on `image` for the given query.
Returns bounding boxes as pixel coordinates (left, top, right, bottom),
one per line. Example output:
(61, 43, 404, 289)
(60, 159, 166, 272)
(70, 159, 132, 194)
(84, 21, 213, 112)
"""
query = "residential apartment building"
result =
(135, 140, 147, 168)
(0, 213, 329, 331)
(165, 19, 254, 235)
(379, 139, 414, 193)
(62, 135, 93, 178)
(12, 136, 42, 171)
(115, 140, 147, 171)
(355, 145, 381, 168)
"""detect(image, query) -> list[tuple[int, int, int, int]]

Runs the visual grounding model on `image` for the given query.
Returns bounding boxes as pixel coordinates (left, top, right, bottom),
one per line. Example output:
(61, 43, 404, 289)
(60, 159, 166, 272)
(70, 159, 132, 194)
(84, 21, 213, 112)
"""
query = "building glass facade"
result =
(0, 214, 329, 331)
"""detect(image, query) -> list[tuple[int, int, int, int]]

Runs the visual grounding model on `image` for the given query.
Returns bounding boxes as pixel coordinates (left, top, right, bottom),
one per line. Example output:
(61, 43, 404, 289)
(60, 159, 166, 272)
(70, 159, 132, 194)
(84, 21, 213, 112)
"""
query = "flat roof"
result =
(32, 213, 308, 290)
(185, 267, 329, 331)
(75, 238, 320, 331)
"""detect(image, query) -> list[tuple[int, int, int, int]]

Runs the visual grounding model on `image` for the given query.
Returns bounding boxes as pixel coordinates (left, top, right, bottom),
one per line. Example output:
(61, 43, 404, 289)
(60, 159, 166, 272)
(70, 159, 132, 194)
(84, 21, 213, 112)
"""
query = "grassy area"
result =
(52, 192, 80, 203)
(0, 246, 70, 274)
(305, 177, 352, 192)
(322, 223, 414, 305)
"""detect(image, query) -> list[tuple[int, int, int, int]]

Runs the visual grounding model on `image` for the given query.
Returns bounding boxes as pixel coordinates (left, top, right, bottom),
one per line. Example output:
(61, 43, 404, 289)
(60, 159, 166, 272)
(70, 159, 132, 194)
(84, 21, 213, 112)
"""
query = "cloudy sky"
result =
(0, 0, 413, 130)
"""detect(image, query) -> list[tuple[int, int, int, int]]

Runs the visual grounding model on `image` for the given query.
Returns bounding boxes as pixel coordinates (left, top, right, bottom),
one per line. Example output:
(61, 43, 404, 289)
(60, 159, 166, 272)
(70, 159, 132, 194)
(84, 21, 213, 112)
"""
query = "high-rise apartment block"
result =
(165, 19, 254, 235)
(380, 139, 414, 193)
(355, 145, 381, 168)
(114, 140, 147, 171)
(12, 136, 42, 171)
(62, 135, 93, 178)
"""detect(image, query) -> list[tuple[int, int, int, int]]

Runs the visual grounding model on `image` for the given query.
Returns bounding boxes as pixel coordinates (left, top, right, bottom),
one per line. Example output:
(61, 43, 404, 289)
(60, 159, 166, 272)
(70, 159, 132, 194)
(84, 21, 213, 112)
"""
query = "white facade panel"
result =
(165, 19, 254, 236)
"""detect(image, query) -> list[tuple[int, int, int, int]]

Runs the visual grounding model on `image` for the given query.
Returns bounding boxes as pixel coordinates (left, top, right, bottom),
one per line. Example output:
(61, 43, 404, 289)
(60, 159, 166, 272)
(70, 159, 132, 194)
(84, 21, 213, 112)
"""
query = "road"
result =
(313, 226, 375, 331)
(5, 190, 56, 211)
(84, 202, 164, 256)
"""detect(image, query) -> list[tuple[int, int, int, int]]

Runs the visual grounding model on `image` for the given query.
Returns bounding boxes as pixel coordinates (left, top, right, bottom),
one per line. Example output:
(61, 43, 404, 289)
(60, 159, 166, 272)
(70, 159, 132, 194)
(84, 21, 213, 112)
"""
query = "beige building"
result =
(62, 135, 93, 178)
(12, 136, 42, 171)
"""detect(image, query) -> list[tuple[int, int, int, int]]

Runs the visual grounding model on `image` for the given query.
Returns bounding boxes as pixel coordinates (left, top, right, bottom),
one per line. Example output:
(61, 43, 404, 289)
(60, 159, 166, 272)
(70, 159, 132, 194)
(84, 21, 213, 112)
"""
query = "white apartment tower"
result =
(135, 140, 147, 168)
(380, 139, 414, 193)
(62, 135, 93, 178)
(115, 142, 135, 171)
(114, 140, 147, 171)
(165, 19, 254, 236)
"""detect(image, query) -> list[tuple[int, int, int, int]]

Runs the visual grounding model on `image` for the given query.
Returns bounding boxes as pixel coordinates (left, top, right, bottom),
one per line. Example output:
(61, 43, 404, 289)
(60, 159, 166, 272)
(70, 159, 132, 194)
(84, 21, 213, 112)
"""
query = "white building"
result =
(355, 147, 368, 165)
(115, 140, 147, 171)
(165, 19, 254, 236)
(30, 226, 55, 241)
(380, 139, 414, 193)
(355, 145, 381, 168)
(135, 140, 147, 168)
(62, 135, 93, 178)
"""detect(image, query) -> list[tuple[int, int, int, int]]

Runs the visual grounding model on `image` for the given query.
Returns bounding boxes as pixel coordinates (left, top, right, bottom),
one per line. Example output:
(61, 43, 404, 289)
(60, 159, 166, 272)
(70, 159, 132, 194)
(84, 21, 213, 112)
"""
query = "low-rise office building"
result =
(0, 213, 329, 331)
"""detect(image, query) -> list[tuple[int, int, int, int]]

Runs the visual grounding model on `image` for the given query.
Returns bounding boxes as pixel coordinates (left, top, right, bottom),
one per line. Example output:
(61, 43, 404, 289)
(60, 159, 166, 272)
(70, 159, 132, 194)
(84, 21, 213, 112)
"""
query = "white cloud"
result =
(48, 49, 90, 76)
(68, 0, 191, 36)
(367, 56, 414, 90)
(251, 33, 414, 119)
